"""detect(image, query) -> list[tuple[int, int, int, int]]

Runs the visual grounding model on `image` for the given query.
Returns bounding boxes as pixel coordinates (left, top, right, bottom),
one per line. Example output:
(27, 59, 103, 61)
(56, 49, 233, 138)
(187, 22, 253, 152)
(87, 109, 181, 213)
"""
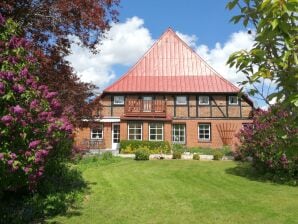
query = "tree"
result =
(226, 0, 298, 109)
(0, 0, 120, 122)
(0, 15, 73, 192)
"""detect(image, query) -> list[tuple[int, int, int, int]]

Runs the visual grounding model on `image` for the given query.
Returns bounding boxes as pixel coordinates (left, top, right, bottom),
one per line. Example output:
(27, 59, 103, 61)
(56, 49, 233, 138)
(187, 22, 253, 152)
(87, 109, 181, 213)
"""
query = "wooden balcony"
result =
(124, 99, 167, 117)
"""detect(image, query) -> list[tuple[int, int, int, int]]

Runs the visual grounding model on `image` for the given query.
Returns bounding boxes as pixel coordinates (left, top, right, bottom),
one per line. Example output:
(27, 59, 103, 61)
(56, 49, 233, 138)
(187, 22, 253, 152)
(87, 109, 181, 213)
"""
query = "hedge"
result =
(120, 140, 171, 154)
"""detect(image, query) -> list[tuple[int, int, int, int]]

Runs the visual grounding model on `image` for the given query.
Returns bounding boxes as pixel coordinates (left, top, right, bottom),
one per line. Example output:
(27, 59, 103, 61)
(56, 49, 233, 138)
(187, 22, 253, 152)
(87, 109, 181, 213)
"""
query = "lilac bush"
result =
(237, 107, 298, 181)
(0, 15, 74, 191)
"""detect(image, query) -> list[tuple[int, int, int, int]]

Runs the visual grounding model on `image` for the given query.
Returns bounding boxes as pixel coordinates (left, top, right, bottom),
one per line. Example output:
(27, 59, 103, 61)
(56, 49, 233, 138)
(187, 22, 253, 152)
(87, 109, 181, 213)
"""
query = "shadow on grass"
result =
(0, 163, 90, 224)
(225, 162, 297, 186)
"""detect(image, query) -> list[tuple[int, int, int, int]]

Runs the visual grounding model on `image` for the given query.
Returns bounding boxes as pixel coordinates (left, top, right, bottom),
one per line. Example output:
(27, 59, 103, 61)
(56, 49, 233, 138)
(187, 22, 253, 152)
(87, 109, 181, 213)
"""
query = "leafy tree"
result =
(0, 15, 73, 192)
(0, 0, 120, 122)
(226, 0, 298, 109)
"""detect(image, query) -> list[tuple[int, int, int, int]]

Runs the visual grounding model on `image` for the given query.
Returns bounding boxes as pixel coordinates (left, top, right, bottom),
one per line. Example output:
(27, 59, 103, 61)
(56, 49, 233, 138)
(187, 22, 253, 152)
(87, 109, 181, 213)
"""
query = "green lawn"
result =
(50, 158, 298, 224)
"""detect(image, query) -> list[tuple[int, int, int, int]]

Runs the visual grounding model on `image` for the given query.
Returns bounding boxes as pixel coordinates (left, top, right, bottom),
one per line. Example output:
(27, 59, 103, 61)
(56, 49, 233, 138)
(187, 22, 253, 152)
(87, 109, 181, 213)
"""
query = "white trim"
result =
(81, 117, 120, 123)
(113, 96, 124, 105)
(198, 96, 210, 105)
(128, 122, 143, 140)
(176, 96, 187, 105)
(198, 124, 211, 141)
(228, 96, 238, 105)
(149, 123, 164, 141)
(90, 124, 104, 140)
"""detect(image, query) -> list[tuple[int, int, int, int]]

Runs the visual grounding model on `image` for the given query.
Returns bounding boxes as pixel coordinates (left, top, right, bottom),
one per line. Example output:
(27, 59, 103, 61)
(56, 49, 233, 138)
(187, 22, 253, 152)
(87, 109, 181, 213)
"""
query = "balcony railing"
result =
(124, 99, 167, 117)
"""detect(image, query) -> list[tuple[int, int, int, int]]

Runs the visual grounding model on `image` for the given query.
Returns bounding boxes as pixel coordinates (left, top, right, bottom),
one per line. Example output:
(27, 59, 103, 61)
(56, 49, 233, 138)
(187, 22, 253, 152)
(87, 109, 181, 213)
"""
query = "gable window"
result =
(114, 96, 124, 105)
(149, 123, 163, 141)
(91, 124, 103, 139)
(229, 96, 238, 105)
(199, 96, 210, 105)
(172, 124, 186, 144)
(128, 122, 142, 140)
(176, 96, 187, 105)
(198, 124, 211, 141)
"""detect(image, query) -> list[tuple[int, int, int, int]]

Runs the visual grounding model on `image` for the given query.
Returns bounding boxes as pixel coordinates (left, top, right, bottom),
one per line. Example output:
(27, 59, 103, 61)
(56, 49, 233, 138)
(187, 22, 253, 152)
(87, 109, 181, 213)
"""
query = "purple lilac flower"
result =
(25, 151, 32, 157)
(11, 105, 25, 116)
(0, 153, 4, 160)
(23, 167, 31, 174)
(29, 140, 41, 149)
(0, 82, 5, 94)
(1, 115, 13, 125)
(0, 14, 5, 26)
(45, 92, 57, 99)
(13, 84, 25, 94)
(20, 67, 29, 77)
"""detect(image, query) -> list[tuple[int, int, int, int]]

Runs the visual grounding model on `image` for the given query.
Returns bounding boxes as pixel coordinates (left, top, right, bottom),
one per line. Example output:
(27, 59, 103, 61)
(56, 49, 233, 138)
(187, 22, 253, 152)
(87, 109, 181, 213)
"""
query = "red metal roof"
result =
(104, 28, 239, 93)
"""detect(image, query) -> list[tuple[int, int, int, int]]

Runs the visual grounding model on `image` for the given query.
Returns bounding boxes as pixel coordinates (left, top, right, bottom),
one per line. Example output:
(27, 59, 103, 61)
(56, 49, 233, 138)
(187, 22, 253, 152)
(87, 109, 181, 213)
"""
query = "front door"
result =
(112, 123, 120, 150)
(143, 96, 153, 112)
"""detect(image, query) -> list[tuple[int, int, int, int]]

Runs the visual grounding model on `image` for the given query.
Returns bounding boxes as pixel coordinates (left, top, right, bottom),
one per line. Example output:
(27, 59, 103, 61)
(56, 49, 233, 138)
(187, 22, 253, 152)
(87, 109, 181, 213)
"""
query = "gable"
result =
(104, 28, 239, 93)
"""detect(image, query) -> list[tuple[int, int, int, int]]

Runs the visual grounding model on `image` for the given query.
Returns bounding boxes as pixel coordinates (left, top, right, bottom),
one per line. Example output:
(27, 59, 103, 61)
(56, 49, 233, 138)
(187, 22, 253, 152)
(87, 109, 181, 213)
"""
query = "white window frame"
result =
(172, 124, 186, 144)
(199, 96, 210, 105)
(91, 124, 104, 140)
(198, 124, 211, 141)
(176, 96, 187, 105)
(128, 122, 142, 140)
(149, 123, 164, 141)
(229, 96, 238, 105)
(114, 96, 124, 105)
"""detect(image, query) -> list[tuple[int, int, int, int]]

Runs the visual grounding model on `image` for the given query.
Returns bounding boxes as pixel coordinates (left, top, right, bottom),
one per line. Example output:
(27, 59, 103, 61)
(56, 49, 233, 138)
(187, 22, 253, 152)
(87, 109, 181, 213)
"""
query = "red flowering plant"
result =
(0, 15, 74, 192)
(237, 106, 298, 181)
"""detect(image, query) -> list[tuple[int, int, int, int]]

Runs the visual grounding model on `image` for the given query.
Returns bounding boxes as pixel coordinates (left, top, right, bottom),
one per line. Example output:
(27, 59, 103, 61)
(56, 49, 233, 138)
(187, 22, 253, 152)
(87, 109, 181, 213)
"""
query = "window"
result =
(198, 124, 211, 141)
(149, 123, 163, 141)
(114, 96, 124, 105)
(91, 125, 103, 139)
(229, 96, 238, 105)
(128, 122, 142, 140)
(199, 96, 210, 105)
(172, 124, 186, 144)
(176, 96, 187, 105)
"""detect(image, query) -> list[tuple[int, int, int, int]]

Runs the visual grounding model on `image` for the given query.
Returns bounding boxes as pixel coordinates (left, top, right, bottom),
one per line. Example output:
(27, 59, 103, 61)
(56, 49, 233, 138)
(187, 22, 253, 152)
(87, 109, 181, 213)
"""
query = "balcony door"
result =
(143, 96, 152, 112)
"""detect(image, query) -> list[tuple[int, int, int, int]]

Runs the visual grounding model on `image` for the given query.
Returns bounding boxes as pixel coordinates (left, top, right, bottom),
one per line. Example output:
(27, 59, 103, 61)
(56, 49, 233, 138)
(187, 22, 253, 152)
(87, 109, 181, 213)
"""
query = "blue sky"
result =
(66, 1, 271, 108)
(118, 0, 242, 46)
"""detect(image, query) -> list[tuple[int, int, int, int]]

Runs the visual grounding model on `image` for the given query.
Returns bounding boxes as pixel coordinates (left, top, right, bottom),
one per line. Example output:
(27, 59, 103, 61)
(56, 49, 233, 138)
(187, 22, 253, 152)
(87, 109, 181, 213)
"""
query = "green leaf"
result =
(260, 0, 271, 10)
(271, 19, 278, 30)
(226, 0, 239, 10)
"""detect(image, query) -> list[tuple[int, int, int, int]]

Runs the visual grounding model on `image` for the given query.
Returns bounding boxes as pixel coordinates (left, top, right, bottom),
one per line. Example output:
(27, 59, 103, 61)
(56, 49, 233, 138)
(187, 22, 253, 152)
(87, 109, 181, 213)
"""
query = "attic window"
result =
(199, 96, 210, 105)
(114, 96, 124, 105)
(176, 96, 187, 105)
(229, 96, 238, 105)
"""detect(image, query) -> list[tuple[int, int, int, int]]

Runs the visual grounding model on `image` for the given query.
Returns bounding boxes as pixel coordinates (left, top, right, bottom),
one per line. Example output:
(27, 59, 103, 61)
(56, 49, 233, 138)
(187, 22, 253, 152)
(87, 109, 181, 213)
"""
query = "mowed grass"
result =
(50, 159, 298, 224)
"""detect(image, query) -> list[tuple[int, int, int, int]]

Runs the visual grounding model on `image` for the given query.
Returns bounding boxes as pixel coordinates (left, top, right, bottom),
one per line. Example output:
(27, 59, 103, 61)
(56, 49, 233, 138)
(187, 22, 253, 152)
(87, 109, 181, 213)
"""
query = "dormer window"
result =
(229, 96, 238, 105)
(114, 96, 124, 105)
(199, 96, 210, 105)
(176, 96, 187, 105)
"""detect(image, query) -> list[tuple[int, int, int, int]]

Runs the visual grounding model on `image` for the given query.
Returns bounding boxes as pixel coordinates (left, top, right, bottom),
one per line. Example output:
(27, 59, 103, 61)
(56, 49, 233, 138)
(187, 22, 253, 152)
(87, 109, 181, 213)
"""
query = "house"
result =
(75, 28, 253, 151)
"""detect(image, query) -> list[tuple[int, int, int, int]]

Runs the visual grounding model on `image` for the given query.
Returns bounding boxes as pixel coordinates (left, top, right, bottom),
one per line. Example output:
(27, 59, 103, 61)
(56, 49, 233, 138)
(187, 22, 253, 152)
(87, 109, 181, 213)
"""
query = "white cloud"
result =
(195, 31, 255, 85)
(66, 16, 154, 89)
(176, 31, 198, 48)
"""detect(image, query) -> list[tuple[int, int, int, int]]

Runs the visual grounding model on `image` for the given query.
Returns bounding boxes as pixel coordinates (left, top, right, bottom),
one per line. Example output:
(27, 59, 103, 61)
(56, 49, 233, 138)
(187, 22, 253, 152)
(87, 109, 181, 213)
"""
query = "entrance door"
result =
(112, 123, 120, 150)
(143, 96, 153, 112)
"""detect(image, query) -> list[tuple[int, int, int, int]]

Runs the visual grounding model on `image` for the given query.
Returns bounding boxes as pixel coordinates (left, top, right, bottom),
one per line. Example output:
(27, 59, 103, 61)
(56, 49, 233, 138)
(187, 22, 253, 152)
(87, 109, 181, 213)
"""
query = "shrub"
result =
(193, 154, 200, 160)
(237, 107, 298, 181)
(135, 148, 150, 161)
(101, 151, 113, 160)
(172, 151, 182, 159)
(0, 16, 73, 193)
(172, 143, 186, 153)
(213, 151, 223, 160)
(120, 140, 171, 154)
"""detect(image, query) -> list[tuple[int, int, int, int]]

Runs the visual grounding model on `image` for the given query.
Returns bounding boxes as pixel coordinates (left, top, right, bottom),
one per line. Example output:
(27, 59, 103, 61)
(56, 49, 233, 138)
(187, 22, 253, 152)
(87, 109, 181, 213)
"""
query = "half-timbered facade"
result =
(75, 28, 253, 150)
